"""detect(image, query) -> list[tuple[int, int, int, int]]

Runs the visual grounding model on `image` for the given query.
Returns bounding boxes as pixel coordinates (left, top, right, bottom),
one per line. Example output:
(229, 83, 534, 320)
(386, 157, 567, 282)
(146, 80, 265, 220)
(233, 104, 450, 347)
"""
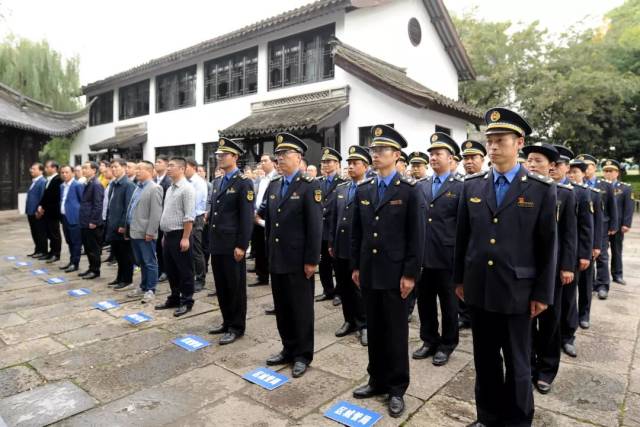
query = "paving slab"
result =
(0, 337, 67, 369)
(0, 366, 44, 399)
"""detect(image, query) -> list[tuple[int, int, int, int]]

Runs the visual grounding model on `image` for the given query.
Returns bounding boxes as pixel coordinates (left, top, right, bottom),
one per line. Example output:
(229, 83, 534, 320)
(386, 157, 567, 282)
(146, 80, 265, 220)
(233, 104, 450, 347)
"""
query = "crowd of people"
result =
(22, 107, 634, 426)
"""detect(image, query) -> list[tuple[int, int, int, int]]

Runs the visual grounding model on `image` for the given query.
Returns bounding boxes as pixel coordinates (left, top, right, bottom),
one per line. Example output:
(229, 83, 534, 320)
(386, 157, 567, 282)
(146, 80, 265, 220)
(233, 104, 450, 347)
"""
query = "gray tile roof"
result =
(0, 83, 90, 137)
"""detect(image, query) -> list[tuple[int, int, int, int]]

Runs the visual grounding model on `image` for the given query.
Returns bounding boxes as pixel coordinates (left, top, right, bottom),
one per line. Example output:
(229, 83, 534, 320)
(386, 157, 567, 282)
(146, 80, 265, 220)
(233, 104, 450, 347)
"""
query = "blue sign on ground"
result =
(123, 312, 152, 325)
(172, 335, 211, 352)
(31, 269, 48, 275)
(68, 288, 91, 297)
(47, 277, 66, 284)
(15, 261, 32, 267)
(242, 367, 289, 391)
(93, 300, 120, 311)
(324, 401, 382, 427)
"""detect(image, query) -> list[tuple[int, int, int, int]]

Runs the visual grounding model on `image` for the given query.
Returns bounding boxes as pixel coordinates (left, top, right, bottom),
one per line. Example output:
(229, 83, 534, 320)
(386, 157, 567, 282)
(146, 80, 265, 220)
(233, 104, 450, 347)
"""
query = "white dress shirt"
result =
(60, 179, 74, 215)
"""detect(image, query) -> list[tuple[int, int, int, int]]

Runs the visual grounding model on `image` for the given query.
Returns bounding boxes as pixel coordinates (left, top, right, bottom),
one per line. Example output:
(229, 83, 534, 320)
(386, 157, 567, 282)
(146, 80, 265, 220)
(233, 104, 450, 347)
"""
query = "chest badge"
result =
(361, 200, 370, 205)
(517, 197, 535, 208)
(247, 191, 254, 202)
(314, 190, 322, 203)
(470, 197, 481, 203)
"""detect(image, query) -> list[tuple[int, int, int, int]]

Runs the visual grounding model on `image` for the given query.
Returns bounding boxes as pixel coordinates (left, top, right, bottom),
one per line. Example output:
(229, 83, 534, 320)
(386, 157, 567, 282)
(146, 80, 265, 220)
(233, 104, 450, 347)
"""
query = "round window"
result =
(408, 18, 421, 46)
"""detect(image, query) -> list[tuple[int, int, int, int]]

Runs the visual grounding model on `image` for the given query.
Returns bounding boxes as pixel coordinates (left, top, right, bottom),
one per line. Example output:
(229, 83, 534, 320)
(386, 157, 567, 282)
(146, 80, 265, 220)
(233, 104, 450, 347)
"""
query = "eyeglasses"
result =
(369, 146, 394, 155)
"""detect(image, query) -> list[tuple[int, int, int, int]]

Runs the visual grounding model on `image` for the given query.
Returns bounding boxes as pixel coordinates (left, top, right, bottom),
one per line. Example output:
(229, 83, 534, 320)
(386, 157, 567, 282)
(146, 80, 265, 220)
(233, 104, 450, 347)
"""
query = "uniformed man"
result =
(557, 153, 594, 359)
(524, 142, 577, 394)
(602, 159, 633, 285)
(316, 147, 345, 305)
(461, 140, 487, 176)
(517, 150, 527, 164)
(396, 150, 409, 177)
(450, 144, 464, 180)
(412, 132, 463, 367)
(577, 153, 618, 299)
(206, 138, 254, 345)
(328, 145, 370, 347)
(258, 133, 322, 378)
(351, 125, 426, 417)
(409, 151, 429, 180)
(454, 108, 557, 426)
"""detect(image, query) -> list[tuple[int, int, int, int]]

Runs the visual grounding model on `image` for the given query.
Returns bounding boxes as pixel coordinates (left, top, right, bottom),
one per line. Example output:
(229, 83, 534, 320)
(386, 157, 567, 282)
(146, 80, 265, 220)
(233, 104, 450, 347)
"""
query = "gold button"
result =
(372, 249, 378, 254)
(490, 238, 496, 244)
(277, 208, 281, 213)
(342, 217, 346, 221)
(341, 229, 345, 233)
(373, 232, 378, 237)
(275, 223, 279, 227)
(212, 225, 216, 228)
(428, 218, 432, 222)
(346, 206, 349, 210)
(430, 204, 434, 208)
(214, 212, 218, 216)
(375, 216, 380, 221)
(488, 260, 494, 266)
(493, 218, 498, 223)
(275, 238, 280, 242)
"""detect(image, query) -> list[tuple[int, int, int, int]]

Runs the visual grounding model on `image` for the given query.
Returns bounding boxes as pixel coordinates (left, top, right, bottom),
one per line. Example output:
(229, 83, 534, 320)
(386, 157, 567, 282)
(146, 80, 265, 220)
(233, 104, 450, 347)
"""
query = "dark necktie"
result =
(495, 175, 508, 207)
(348, 183, 356, 203)
(220, 176, 228, 191)
(280, 179, 289, 198)
(377, 180, 387, 204)
(432, 176, 442, 197)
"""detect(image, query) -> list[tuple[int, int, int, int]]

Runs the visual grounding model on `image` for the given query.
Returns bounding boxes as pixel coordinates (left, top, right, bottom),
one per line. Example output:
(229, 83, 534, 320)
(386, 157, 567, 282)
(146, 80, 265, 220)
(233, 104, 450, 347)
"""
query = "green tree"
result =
(0, 35, 82, 164)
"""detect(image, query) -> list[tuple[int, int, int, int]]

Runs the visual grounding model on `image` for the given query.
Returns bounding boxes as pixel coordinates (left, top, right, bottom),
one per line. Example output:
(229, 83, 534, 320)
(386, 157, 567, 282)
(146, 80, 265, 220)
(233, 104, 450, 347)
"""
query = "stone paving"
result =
(0, 210, 638, 426)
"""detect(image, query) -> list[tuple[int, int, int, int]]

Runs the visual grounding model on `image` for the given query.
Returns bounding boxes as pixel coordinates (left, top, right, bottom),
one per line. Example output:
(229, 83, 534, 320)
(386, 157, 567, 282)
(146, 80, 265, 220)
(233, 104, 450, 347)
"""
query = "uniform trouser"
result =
(251, 226, 269, 281)
(163, 230, 194, 307)
(560, 276, 579, 346)
(319, 240, 335, 296)
(458, 299, 472, 324)
(362, 287, 409, 397)
(212, 254, 247, 335)
(111, 239, 134, 284)
(578, 262, 595, 323)
(81, 226, 103, 274)
(417, 268, 459, 353)
(61, 216, 81, 266)
(191, 215, 206, 283)
(271, 270, 315, 364)
(470, 307, 534, 427)
(532, 284, 562, 384)
(595, 221, 611, 291)
(610, 231, 624, 279)
(44, 216, 62, 256)
(27, 214, 47, 254)
(407, 290, 417, 315)
(156, 229, 166, 275)
(202, 222, 211, 273)
(334, 257, 366, 330)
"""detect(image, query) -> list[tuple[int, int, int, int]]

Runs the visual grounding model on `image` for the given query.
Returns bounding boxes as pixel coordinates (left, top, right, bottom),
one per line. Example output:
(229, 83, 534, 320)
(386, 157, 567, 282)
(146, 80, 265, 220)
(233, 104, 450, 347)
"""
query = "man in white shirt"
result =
(249, 153, 277, 287)
(185, 158, 209, 292)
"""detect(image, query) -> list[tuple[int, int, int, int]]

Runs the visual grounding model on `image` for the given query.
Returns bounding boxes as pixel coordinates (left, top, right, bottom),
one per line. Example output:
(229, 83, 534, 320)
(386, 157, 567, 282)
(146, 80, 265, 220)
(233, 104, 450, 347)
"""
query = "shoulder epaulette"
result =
(622, 182, 631, 187)
(572, 181, 588, 189)
(453, 174, 464, 182)
(337, 181, 350, 188)
(270, 175, 282, 182)
(417, 176, 430, 182)
(527, 172, 553, 185)
(465, 170, 489, 181)
(301, 173, 314, 183)
(399, 176, 416, 186)
(589, 186, 601, 193)
(557, 182, 573, 191)
(358, 177, 376, 187)
(238, 173, 248, 180)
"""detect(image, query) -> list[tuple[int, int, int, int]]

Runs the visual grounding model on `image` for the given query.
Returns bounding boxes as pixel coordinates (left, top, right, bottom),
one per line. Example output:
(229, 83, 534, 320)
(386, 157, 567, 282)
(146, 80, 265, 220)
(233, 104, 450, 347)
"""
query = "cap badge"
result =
(431, 134, 438, 142)
(374, 127, 383, 137)
(219, 139, 225, 145)
(349, 147, 356, 154)
(276, 135, 284, 144)
(324, 149, 330, 155)
(490, 110, 500, 122)
(465, 142, 472, 149)
(606, 160, 612, 166)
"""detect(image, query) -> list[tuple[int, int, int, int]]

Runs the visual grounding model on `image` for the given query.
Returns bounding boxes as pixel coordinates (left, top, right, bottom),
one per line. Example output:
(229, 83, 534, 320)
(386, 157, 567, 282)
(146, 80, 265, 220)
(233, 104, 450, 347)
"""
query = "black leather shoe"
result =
(64, 265, 79, 273)
(562, 343, 577, 357)
(432, 351, 450, 366)
(613, 276, 626, 285)
(266, 353, 291, 366)
(30, 252, 46, 258)
(359, 329, 368, 346)
(335, 322, 355, 337)
(388, 396, 405, 417)
(535, 380, 551, 394)
(155, 301, 179, 310)
(59, 262, 72, 270)
(27, 251, 38, 257)
(45, 256, 60, 264)
(82, 272, 99, 280)
(264, 306, 276, 315)
(248, 279, 269, 287)
(38, 254, 52, 260)
(466, 422, 488, 427)
(292, 361, 307, 378)
(219, 332, 238, 345)
(209, 324, 226, 334)
(78, 270, 91, 277)
(315, 293, 332, 302)
(193, 282, 204, 293)
(458, 320, 471, 329)
(107, 279, 120, 286)
(332, 295, 342, 306)
(173, 305, 192, 317)
(579, 320, 590, 329)
(412, 344, 437, 360)
(352, 384, 386, 399)
(598, 289, 608, 300)
(158, 273, 168, 283)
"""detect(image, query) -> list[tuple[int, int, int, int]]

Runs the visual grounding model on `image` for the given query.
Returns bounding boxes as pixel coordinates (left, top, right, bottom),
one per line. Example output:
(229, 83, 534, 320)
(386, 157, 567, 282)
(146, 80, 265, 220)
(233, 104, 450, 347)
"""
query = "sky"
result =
(0, 0, 626, 86)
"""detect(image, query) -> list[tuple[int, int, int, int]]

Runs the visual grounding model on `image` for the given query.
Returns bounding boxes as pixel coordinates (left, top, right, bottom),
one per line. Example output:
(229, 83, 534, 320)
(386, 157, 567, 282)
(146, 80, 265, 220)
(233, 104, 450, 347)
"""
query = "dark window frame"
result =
(155, 144, 196, 159)
(359, 123, 394, 147)
(155, 65, 197, 113)
(119, 79, 150, 120)
(435, 125, 451, 135)
(89, 91, 114, 126)
(204, 47, 258, 103)
(268, 24, 335, 91)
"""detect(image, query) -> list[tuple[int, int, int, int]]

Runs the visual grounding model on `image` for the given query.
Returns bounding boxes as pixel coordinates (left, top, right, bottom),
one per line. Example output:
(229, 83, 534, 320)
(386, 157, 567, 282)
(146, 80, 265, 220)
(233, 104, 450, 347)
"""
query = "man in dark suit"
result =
(315, 147, 345, 305)
(258, 133, 322, 379)
(155, 155, 172, 283)
(523, 143, 577, 394)
(328, 145, 370, 346)
(454, 108, 557, 426)
(578, 154, 618, 299)
(206, 138, 254, 345)
(79, 161, 105, 279)
(413, 133, 463, 367)
(59, 165, 84, 272)
(602, 159, 634, 285)
(26, 162, 47, 258)
(351, 125, 426, 418)
(105, 159, 136, 290)
(37, 160, 63, 263)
